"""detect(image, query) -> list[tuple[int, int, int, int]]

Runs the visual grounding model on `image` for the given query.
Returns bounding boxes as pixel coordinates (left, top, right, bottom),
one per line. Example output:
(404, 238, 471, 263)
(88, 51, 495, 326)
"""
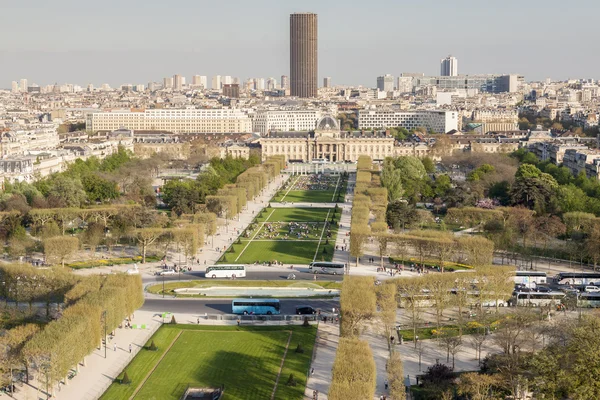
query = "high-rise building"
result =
(281, 75, 289, 90)
(223, 84, 240, 98)
(232, 77, 240, 85)
(192, 75, 201, 86)
(163, 77, 174, 89)
(266, 77, 277, 91)
(377, 74, 394, 92)
(290, 12, 318, 98)
(440, 55, 458, 77)
(212, 75, 222, 90)
(323, 77, 331, 88)
(223, 76, 233, 85)
(256, 78, 265, 91)
(11, 81, 19, 93)
(19, 79, 28, 92)
(173, 74, 183, 91)
(87, 83, 94, 92)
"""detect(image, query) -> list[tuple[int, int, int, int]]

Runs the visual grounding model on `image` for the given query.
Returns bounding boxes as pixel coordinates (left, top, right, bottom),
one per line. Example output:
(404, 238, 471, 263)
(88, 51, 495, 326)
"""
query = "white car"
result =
(584, 286, 600, 293)
(159, 269, 176, 276)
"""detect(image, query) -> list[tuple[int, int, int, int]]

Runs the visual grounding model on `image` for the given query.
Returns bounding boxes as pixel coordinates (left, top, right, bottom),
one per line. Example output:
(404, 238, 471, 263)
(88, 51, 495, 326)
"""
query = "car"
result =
(584, 286, 600, 293)
(296, 306, 316, 315)
(536, 286, 552, 293)
(159, 269, 176, 276)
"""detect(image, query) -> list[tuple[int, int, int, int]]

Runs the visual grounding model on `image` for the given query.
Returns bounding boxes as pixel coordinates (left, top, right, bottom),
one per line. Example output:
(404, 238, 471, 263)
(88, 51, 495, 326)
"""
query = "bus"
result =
(205, 264, 246, 279)
(231, 298, 281, 315)
(514, 271, 547, 288)
(514, 291, 565, 307)
(577, 293, 600, 308)
(311, 158, 327, 164)
(555, 272, 600, 286)
(310, 261, 345, 275)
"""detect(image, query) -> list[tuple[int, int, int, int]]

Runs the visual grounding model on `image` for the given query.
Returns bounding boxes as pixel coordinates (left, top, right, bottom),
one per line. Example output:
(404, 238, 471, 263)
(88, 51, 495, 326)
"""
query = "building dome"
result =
(316, 115, 339, 131)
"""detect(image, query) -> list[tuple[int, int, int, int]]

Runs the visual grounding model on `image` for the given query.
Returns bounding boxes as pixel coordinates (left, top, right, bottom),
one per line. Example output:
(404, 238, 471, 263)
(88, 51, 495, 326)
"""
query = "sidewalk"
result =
(304, 322, 340, 400)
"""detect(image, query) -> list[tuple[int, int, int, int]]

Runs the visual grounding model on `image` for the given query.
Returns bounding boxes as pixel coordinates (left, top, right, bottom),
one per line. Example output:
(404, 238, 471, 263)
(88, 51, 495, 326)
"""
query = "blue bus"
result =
(231, 298, 281, 315)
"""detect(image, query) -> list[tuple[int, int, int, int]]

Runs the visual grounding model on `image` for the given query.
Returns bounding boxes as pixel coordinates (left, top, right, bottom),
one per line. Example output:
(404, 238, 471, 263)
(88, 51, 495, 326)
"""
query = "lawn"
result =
(223, 207, 340, 265)
(274, 190, 339, 203)
(100, 325, 317, 400)
(221, 240, 335, 265)
(146, 280, 342, 295)
(257, 207, 335, 223)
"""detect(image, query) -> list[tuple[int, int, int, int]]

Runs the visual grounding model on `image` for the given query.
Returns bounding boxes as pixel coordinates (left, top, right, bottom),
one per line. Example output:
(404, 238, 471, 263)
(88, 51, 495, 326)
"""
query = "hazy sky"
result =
(1, 0, 598, 88)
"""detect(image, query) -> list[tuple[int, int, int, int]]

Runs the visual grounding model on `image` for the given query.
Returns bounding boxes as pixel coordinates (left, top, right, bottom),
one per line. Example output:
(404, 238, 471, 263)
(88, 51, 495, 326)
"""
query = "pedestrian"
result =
(390, 335, 395, 345)
(197, 317, 200, 324)
(310, 367, 314, 376)
(129, 344, 132, 353)
(113, 343, 117, 352)
(385, 379, 388, 390)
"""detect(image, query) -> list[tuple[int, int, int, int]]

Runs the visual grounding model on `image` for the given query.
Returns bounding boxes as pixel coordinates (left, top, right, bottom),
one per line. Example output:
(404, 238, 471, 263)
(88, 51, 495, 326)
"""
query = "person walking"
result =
(113, 343, 117, 352)
(129, 344, 132, 353)
(384, 379, 389, 390)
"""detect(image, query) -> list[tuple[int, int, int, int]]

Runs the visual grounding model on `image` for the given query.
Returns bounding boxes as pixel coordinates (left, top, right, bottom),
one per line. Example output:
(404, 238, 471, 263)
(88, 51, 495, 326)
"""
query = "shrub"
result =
(236, 238, 241, 244)
(325, 239, 329, 245)
(303, 317, 310, 327)
(148, 340, 158, 351)
(323, 248, 328, 254)
(170, 315, 177, 324)
(286, 373, 297, 387)
(295, 343, 304, 353)
(121, 371, 131, 385)
(221, 255, 227, 262)
(229, 246, 235, 253)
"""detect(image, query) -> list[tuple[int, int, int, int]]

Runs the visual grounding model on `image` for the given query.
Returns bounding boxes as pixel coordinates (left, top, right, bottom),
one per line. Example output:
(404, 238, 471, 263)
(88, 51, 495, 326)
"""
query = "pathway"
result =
(304, 322, 340, 400)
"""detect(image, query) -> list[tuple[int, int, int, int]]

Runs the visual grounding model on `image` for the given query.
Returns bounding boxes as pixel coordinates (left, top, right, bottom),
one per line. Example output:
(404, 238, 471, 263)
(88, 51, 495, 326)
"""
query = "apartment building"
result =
(358, 110, 458, 133)
(252, 110, 323, 135)
(471, 109, 519, 133)
(86, 109, 253, 134)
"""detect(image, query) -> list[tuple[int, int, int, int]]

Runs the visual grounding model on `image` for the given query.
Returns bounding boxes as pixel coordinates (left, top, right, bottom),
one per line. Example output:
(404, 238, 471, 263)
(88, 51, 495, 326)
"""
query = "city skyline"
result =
(1, 0, 599, 88)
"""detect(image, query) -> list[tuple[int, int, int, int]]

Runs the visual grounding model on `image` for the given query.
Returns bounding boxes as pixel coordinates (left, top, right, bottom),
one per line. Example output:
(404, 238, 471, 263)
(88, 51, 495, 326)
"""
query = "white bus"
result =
(205, 264, 246, 279)
(514, 271, 547, 288)
(311, 158, 327, 164)
(310, 261, 345, 275)
(514, 291, 565, 307)
(555, 272, 600, 286)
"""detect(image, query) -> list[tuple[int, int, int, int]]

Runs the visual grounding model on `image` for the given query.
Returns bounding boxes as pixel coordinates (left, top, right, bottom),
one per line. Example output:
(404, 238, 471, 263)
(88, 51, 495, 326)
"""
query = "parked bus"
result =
(555, 272, 600, 286)
(310, 261, 345, 275)
(577, 293, 600, 308)
(311, 158, 328, 164)
(513, 271, 547, 288)
(205, 264, 246, 279)
(231, 298, 280, 315)
(514, 291, 565, 307)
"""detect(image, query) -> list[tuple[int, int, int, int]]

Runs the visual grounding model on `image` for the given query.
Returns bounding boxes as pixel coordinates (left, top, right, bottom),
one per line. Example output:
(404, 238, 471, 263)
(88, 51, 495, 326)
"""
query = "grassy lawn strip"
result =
(389, 257, 473, 271)
(101, 325, 317, 400)
(100, 327, 180, 400)
(273, 190, 337, 203)
(256, 207, 334, 223)
(147, 280, 342, 295)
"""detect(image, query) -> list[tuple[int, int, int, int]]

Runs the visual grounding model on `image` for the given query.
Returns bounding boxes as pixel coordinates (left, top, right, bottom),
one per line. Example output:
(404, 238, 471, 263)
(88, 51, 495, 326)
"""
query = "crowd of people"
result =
(246, 221, 330, 241)
(282, 174, 339, 192)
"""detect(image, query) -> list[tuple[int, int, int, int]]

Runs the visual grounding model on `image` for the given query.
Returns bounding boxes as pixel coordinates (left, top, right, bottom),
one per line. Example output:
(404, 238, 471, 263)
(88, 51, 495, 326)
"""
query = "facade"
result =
(260, 115, 395, 162)
(563, 148, 600, 179)
(440, 56, 458, 77)
(358, 110, 458, 133)
(223, 84, 240, 98)
(281, 75, 290, 91)
(412, 74, 521, 93)
(163, 77, 173, 89)
(253, 110, 323, 135)
(472, 110, 519, 133)
(323, 77, 331, 88)
(0, 124, 60, 157)
(212, 75, 222, 90)
(377, 74, 394, 92)
(173, 74, 183, 91)
(290, 13, 318, 98)
(219, 144, 251, 160)
(87, 109, 253, 134)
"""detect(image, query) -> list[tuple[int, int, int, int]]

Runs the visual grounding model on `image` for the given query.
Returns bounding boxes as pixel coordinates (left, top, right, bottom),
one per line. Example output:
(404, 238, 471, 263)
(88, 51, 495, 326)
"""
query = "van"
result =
(584, 286, 600, 293)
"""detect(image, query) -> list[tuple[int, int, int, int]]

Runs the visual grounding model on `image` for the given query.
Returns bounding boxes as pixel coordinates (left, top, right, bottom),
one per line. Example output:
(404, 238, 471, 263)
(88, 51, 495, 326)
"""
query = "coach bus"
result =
(310, 261, 345, 275)
(555, 272, 600, 286)
(311, 158, 328, 164)
(513, 271, 547, 288)
(205, 264, 246, 279)
(514, 291, 565, 307)
(231, 298, 281, 315)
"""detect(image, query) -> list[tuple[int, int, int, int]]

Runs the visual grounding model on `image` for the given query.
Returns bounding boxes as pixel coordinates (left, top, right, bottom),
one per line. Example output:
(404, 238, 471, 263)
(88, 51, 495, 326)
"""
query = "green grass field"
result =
(100, 325, 316, 400)
(274, 190, 338, 203)
(146, 280, 342, 295)
(220, 207, 340, 265)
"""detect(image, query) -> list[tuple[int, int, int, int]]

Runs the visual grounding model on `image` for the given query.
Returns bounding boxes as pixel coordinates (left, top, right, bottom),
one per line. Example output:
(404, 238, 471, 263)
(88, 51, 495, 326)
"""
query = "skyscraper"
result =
(163, 77, 173, 89)
(20, 78, 28, 92)
(323, 77, 331, 88)
(212, 75, 222, 90)
(377, 74, 394, 92)
(290, 12, 318, 98)
(440, 55, 458, 77)
(173, 74, 182, 90)
(281, 75, 289, 90)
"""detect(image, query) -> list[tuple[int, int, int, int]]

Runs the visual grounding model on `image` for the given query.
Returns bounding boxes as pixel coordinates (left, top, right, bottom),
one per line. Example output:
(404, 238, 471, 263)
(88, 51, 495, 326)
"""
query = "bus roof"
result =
(515, 271, 546, 276)
(556, 272, 600, 278)
(232, 298, 280, 303)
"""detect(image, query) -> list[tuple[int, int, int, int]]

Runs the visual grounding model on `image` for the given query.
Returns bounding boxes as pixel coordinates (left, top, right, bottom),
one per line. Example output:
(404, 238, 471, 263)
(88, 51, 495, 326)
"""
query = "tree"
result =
(386, 352, 406, 400)
(381, 166, 404, 201)
(456, 372, 500, 400)
(438, 328, 462, 369)
(386, 201, 418, 231)
(396, 277, 426, 348)
(133, 228, 166, 263)
(340, 276, 376, 338)
(349, 225, 370, 267)
(46, 175, 87, 208)
(376, 283, 397, 351)
(586, 223, 600, 270)
(81, 222, 104, 256)
(458, 236, 494, 267)
(44, 236, 79, 267)
(329, 338, 376, 400)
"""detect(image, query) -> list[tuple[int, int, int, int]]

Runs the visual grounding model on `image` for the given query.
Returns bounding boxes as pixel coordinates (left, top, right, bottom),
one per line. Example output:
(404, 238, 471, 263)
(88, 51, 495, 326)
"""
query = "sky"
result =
(1, 0, 598, 88)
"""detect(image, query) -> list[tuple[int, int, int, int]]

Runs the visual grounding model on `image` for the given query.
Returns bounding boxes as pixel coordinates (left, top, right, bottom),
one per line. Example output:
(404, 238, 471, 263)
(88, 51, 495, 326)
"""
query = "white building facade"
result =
(358, 110, 458, 133)
(87, 109, 253, 133)
(252, 110, 323, 135)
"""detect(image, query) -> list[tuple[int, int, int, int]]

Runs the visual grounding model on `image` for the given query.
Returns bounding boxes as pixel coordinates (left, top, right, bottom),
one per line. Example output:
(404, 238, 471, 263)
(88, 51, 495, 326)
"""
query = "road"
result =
(142, 268, 344, 284)
(141, 297, 339, 315)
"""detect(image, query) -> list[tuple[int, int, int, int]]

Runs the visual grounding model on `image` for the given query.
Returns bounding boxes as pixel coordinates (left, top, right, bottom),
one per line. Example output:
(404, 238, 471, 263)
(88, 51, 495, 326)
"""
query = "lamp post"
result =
(162, 273, 165, 299)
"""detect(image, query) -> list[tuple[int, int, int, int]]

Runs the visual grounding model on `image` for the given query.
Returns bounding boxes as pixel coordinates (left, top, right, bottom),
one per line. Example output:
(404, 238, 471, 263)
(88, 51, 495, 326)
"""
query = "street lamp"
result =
(162, 273, 165, 299)
(102, 310, 107, 358)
